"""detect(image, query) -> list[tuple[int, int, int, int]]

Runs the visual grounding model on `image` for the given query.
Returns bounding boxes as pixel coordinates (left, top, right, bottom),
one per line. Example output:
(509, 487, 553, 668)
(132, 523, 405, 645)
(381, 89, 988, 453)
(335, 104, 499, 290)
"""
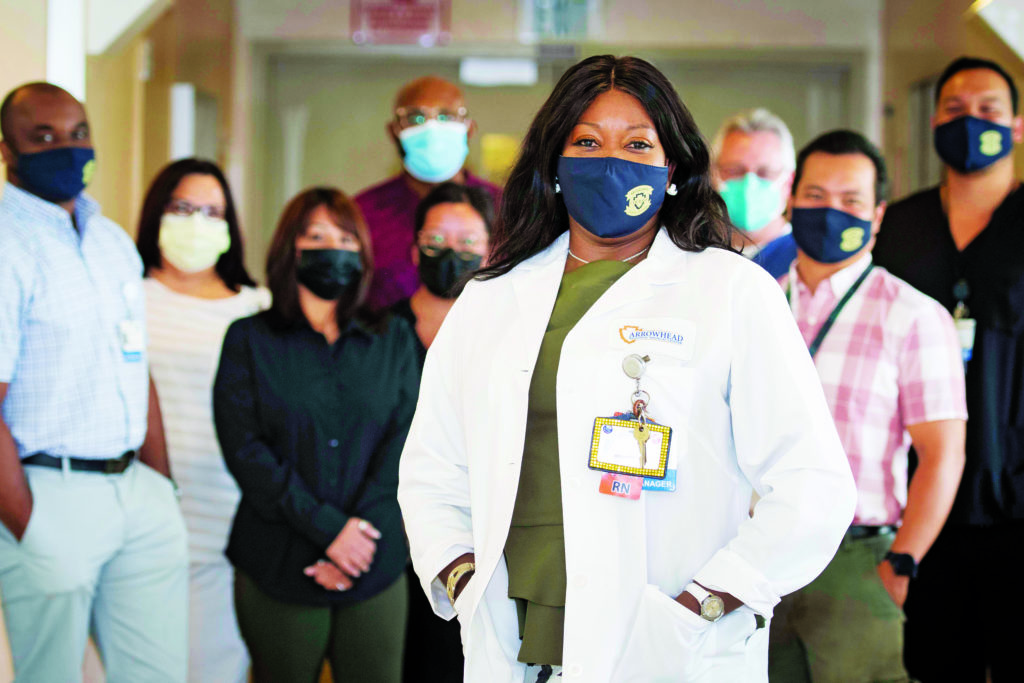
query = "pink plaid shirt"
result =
(779, 254, 967, 525)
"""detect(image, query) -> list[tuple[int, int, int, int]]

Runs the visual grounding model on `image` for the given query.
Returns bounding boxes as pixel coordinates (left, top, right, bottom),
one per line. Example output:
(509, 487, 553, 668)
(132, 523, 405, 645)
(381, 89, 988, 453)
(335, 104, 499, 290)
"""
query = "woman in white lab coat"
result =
(398, 55, 856, 683)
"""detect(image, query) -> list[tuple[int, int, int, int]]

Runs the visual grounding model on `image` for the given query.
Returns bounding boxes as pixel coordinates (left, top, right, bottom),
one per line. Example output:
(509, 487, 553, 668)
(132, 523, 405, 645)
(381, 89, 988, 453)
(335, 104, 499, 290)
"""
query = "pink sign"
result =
(351, 0, 452, 47)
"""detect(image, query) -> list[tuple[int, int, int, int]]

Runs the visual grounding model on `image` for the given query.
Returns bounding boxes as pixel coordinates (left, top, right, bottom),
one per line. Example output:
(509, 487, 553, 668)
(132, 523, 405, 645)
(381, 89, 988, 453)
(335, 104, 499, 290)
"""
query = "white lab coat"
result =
(398, 229, 856, 682)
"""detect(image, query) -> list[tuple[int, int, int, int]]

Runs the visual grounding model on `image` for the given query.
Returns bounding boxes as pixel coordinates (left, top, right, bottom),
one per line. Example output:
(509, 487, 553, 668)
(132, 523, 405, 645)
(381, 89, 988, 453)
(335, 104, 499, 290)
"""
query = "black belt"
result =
(844, 524, 897, 542)
(22, 450, 137, 474)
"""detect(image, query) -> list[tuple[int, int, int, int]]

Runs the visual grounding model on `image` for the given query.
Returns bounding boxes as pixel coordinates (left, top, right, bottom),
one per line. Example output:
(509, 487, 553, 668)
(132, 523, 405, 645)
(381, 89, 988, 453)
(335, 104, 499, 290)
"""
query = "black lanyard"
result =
(788, 263, 875, 359)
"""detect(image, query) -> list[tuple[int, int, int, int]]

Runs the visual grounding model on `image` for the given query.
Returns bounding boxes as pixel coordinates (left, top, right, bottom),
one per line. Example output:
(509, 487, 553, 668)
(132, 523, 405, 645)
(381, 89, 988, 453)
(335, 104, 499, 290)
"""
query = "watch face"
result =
(701, 595, 725, 622)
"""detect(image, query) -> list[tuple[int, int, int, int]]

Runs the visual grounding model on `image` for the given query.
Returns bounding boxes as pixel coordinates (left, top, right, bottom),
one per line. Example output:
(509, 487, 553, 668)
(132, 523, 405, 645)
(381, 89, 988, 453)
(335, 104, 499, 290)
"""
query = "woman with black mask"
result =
(394, 182, 494, 355)
(213, 187, 420, 683)
(395, 183, 492, 682)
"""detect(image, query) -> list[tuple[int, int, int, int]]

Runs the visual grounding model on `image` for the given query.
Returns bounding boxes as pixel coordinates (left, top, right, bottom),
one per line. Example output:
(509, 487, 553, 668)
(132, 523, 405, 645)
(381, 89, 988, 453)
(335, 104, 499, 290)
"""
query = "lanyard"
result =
(788, 263, 875, 359)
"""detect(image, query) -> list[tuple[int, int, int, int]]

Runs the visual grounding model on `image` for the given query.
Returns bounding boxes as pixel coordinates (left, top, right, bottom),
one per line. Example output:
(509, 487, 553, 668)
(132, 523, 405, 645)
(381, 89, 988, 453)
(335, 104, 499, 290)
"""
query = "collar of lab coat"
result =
(505, 227, 677, 371)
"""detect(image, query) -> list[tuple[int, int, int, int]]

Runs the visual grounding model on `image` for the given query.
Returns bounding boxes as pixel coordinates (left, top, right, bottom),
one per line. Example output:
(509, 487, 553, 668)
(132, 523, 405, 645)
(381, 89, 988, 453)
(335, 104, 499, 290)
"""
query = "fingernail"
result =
(336, 583, 348, 591)
(304, 567, 314, 576)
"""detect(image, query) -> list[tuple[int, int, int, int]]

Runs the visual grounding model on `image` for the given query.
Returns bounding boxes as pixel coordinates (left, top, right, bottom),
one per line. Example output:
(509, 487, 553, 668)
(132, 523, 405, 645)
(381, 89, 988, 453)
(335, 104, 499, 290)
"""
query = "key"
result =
(633, 422, 651, 468)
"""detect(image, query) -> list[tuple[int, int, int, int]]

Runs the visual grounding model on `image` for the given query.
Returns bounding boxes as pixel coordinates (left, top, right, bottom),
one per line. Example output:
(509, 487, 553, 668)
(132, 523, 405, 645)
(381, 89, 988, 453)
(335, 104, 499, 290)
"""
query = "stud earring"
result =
(554, 179, 561, 194)
(666, 183, 678, 196)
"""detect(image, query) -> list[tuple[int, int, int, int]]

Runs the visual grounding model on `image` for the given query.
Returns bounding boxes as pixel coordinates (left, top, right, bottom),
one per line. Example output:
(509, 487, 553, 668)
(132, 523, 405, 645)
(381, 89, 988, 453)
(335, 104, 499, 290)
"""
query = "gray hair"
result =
(710, 108, 796, 171)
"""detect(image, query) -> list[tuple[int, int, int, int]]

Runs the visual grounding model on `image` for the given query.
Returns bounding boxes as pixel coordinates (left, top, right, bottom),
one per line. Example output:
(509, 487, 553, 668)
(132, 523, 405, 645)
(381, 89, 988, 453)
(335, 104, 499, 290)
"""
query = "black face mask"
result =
(296, 249, 363, 300)
(418, 247, 482, 298)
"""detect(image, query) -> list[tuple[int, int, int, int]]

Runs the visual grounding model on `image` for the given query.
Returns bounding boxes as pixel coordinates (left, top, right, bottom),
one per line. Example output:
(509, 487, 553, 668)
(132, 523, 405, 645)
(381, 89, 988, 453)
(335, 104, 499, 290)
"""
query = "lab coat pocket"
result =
(612, 584, 712, 682)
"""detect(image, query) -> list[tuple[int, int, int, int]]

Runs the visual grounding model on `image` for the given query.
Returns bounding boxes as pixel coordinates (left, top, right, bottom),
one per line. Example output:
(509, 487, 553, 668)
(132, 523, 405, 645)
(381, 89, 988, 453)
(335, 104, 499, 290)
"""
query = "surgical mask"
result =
(557, 156, 668, 239)
(399, 120, 469, 183)
(296, 249, 363, 300)
(418, 247, 482, 298)
(14, 146, 96, 202)
(790, 207, 872, 264)
(934, 115, 1014, 173)
(158, 213, 231, 273)
(718, 173, 783, 232)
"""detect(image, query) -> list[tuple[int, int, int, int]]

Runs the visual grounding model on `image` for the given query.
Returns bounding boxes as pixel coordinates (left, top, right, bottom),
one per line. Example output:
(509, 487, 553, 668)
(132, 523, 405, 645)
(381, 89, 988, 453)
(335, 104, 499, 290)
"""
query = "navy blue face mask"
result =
(557, 156, 669, 238)
(934, 115, 1013, 173)
(791, 207, 873, 264)
(14, 146, 96, 203)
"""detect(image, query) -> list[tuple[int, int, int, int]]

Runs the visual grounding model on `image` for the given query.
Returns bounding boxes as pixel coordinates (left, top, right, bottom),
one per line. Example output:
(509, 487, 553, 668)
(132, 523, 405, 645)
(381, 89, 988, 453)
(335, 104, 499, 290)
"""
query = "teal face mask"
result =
(718, 173, 784, 233)
(399, 120, 470, 183)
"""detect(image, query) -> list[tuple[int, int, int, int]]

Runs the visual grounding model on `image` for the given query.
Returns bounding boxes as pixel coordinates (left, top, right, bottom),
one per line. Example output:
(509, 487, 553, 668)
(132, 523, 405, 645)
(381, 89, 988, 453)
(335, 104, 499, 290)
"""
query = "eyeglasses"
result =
(166, 198, 227, 221)
(395, 106, 469, 129)
(419, 235, 483, 260)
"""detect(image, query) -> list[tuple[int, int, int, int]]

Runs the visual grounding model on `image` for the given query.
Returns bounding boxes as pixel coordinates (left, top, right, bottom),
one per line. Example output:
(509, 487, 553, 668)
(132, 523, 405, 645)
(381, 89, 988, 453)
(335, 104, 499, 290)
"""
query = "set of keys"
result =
(622, 353, 652, 468)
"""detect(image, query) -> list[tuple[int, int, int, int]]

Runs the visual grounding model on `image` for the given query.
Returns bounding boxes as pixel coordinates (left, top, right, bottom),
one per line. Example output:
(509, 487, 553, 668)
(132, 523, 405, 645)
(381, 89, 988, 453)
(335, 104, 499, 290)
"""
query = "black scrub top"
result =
(213, 310, 421, 606)
(873, 185, 1024, 525)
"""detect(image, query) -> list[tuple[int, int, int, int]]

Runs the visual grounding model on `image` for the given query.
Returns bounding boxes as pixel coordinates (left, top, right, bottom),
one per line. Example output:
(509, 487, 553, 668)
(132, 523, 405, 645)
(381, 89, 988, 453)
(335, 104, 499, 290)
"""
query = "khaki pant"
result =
(768, 532, 909, 683)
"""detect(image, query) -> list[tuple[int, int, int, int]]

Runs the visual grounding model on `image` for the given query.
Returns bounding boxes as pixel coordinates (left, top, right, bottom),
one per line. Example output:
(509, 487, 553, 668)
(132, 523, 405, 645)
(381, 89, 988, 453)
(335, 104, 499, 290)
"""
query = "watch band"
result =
(684, 582, 725, 622)
(884, 551, 918, 578)
(446, 561, 475, 605)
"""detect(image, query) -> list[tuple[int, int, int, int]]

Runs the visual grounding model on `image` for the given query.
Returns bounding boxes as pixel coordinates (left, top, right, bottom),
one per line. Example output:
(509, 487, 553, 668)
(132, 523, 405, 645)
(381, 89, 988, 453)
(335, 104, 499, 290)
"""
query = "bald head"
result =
(1, 83, 85, 145)
(394, 76, 465, 112)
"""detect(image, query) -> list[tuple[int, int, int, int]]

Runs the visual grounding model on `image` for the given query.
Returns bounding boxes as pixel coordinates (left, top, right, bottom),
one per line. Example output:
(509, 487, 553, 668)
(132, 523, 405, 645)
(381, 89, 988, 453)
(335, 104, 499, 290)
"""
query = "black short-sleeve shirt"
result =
(873, 185, 1024, 525)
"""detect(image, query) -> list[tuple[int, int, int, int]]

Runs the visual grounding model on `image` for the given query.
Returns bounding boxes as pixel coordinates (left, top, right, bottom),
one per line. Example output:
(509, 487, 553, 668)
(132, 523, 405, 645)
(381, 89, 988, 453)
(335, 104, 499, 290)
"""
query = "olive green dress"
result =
(504, 259, 634, 666)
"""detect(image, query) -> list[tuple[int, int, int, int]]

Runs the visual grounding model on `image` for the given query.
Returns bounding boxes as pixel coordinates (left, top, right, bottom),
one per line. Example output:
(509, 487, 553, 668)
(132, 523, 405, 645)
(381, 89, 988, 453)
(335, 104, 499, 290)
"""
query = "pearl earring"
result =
(554, 179, 561, 194)
(666, 183, 678, 196)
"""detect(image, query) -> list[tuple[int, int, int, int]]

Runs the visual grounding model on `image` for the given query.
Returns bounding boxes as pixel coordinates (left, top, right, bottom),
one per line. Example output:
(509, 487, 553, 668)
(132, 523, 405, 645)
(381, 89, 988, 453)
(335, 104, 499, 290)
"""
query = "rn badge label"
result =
(624, 184, 654, 216)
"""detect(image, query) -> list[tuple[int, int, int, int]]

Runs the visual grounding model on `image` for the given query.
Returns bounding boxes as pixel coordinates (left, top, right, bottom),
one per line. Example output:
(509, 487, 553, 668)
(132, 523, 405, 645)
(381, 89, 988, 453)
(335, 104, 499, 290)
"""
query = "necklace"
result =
(568, 245, 650, 265)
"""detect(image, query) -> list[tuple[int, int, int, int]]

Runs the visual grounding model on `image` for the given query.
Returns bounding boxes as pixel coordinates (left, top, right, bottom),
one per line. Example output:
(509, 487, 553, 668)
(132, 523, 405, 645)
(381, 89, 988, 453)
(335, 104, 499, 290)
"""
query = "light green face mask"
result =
(719, 173, 784, 233)
(158, 213, 231, 273)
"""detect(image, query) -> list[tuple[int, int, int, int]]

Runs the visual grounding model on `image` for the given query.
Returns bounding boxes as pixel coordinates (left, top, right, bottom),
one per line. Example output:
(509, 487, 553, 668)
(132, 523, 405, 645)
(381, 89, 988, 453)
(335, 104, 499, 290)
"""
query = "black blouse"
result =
(213, 311, 421, 606)
(874, 185, 1024, 525)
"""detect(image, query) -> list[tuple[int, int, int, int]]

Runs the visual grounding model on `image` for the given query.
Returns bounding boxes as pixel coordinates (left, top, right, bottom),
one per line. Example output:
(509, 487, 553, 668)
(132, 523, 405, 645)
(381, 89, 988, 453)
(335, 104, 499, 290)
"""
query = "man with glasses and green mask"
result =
(711, 107, 795, 272)
(356, 76, 501, 311)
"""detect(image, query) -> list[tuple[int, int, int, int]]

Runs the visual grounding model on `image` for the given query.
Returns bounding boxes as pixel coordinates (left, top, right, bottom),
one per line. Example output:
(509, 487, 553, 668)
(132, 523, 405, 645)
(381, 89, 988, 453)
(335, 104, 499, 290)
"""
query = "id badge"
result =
(118, 320, 144, 362)
(589, 416, 671, 480)
(955, 317, 976, 363)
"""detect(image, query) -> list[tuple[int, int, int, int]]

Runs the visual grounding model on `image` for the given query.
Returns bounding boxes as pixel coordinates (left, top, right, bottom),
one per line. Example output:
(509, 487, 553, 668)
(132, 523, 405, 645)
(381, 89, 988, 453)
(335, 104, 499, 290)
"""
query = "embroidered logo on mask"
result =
(840, 227, 865, 252)
(624, 185, 654, 217)
(979, 130, 1003, 157)
(82, 159, 96, 185)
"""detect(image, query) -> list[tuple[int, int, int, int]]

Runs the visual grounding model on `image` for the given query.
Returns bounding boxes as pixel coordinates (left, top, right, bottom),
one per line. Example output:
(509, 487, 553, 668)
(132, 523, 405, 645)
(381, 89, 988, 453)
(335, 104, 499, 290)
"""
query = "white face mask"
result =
(158, 213, 231, 273)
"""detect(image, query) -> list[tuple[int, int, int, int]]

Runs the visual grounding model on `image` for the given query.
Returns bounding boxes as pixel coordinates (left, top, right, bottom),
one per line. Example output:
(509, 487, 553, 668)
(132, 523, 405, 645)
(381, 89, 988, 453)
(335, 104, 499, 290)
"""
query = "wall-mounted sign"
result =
(351, 0, 451, 47)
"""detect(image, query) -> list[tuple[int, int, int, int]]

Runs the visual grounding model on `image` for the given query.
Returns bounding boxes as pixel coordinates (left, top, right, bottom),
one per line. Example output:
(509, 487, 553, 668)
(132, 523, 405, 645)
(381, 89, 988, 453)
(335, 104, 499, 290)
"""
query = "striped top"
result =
(144, 277, 270, 563)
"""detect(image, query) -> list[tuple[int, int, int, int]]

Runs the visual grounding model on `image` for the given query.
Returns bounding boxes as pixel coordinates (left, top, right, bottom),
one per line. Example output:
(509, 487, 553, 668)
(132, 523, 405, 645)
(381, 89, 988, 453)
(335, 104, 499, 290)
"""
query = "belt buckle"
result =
(104, 457, 124, 474)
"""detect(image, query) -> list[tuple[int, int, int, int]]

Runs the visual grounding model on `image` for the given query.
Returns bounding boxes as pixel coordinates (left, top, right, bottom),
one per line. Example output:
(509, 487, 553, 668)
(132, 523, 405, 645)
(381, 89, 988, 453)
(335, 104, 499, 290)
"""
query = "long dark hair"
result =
(265, 186, 376, 331)
(136, 158, 256, 290)
(477, 55, 734, 280)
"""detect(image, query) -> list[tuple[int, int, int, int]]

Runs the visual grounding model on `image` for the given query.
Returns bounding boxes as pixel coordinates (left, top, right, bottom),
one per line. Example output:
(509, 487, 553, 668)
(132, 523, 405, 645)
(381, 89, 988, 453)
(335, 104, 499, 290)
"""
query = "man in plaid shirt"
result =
(767, 130, 967, 683)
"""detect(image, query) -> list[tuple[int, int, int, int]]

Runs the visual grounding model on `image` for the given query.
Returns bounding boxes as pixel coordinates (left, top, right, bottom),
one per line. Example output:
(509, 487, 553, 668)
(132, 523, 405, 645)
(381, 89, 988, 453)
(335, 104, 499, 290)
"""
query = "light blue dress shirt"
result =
(0, 183, 148, 459)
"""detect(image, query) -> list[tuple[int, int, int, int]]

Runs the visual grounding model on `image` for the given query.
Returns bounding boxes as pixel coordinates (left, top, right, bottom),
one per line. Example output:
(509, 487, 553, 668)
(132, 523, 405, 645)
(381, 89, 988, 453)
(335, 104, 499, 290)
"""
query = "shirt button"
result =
(329, 439, 339, 447)
(567, 664, 583, 677)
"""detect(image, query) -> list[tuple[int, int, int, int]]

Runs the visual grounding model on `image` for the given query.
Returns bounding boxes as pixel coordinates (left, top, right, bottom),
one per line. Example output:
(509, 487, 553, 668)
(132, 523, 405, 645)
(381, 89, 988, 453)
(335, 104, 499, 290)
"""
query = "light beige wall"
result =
(0, 0, 48, 187)
(885, 0, 1024, 198)
(87, 36, 146, 232)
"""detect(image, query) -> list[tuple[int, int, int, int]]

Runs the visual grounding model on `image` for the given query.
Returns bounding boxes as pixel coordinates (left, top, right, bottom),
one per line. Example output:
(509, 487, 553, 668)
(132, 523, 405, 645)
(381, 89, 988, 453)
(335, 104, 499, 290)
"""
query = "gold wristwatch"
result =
(446, 561, 475, 605)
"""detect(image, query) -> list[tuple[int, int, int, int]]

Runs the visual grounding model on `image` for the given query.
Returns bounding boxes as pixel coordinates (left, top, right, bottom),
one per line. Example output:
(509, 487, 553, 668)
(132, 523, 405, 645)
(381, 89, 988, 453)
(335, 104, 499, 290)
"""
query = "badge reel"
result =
(591, 354, 675, 500)
(119, 282, 144, 363)
(952, 278, 975, 366)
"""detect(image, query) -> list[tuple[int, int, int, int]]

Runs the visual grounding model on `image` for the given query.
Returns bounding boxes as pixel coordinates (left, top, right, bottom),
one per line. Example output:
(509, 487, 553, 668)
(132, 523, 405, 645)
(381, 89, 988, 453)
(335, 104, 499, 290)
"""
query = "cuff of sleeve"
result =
(418, 543, 475, 620)
(693, 548, 780, 618)
(305, 504, 350, 550)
